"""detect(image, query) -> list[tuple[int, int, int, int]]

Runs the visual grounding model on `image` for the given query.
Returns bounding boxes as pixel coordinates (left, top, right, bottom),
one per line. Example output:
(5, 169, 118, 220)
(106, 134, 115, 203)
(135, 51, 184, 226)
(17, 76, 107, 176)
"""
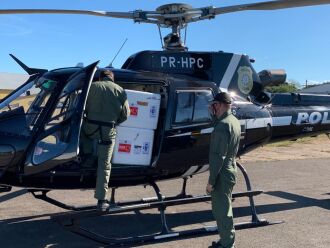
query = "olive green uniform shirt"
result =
(84, 80, 130, 138)
(208, 110, 241, 186)
(86, 80, 129, 124)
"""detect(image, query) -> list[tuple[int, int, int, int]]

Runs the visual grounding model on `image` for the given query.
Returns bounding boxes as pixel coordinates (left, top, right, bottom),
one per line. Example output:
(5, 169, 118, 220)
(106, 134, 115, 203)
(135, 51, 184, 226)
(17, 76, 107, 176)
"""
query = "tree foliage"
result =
(265, 82, 299, 93)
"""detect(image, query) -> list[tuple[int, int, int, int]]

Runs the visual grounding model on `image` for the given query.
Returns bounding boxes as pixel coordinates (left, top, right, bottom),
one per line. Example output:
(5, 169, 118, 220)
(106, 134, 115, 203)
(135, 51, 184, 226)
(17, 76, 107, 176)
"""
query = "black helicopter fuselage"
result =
(0, 50, 329, 190)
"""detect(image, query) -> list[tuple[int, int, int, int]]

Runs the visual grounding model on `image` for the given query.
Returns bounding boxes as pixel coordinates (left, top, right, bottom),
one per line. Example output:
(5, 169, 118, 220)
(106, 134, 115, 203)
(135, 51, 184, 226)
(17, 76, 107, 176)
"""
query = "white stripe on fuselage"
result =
(181, 166, 199, 178)
(201, 127, 214, 134)
(169, 117, 273, 139)
(167, 132, 191, 138)
(219, 54, 242, 90)
(168, 116, 297, 135)
(245, 117, 273, 129)
(197, 165, 210, 174)
(272, 116, 292, 126)
(168, 128, 213, 138)
(181, 165, 209, 178)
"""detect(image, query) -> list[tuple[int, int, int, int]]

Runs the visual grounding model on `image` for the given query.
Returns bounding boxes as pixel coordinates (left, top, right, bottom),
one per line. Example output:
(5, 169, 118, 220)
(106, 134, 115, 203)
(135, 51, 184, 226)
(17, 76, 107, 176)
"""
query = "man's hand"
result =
(206, 183, 213, 194)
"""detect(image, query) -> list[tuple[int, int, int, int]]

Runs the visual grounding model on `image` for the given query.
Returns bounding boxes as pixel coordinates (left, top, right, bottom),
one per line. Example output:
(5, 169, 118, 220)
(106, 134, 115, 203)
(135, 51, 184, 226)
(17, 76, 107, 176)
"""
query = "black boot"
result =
(209, 241, 235, 248)
(209, 240, 222, 248)
(97, 200, 110, 212)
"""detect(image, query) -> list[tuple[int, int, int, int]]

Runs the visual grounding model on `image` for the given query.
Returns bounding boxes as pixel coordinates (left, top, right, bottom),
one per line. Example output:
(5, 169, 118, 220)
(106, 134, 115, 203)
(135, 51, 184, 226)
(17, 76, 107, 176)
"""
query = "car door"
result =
(24, 62, 98, 175)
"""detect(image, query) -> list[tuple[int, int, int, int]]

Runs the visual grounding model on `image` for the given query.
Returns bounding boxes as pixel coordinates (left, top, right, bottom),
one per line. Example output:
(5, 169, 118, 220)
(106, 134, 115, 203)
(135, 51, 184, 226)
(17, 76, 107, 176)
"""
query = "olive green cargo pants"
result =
(211, 168, 237, 248)
(81, 123, 115, 201)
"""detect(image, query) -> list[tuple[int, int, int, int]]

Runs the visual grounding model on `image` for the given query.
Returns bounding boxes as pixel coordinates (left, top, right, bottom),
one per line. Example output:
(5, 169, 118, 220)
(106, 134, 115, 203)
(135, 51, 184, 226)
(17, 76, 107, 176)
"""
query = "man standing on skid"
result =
(81, 70, 130, 211)
(206, 92, 241, 248)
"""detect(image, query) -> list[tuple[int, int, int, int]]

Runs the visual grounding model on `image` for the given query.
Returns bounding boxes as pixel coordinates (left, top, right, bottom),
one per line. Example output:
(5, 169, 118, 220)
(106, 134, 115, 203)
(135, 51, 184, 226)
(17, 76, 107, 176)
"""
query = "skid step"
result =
(30, 188, 263, 212)
(53, 190, 264, 221)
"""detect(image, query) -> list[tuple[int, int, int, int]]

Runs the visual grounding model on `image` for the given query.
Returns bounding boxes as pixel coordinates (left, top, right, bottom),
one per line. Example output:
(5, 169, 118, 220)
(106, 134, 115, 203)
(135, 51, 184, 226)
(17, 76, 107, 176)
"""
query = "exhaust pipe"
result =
(258, 69, 287, 87)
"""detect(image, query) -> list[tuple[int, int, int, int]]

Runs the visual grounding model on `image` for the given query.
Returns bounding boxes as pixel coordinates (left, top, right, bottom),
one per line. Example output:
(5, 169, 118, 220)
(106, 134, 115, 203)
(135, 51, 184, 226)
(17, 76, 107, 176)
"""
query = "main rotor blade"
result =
(1, 0, 330, 26)
(0, 9, 134, 19)
(213, 0, 330, 15)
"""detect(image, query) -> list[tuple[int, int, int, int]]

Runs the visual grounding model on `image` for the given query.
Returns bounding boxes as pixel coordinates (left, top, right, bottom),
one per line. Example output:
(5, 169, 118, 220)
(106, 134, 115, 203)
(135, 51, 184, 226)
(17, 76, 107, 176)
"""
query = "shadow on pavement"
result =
(0, 218, 98, 248)
(0, 189, 27, 204)
(234, 190, 330, 218)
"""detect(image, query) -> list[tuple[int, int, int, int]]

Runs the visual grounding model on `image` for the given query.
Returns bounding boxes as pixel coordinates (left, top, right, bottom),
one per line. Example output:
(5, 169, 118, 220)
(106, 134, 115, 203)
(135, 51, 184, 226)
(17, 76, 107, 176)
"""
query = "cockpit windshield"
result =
(0, 76, 58, 134)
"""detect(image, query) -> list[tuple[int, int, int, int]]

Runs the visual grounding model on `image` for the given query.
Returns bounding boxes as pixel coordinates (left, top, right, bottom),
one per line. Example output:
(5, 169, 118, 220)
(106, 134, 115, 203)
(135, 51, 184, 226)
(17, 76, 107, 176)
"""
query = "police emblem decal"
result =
(237, 66, 253, 94)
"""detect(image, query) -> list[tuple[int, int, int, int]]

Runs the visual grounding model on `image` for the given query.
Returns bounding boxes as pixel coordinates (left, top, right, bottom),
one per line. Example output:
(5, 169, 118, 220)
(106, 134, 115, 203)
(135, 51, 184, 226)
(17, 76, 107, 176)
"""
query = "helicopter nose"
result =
(0, 145, 15, 170)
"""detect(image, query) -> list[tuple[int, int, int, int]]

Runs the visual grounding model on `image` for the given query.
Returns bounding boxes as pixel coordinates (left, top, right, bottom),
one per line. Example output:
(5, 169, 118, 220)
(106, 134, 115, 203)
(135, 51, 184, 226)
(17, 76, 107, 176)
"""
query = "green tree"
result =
(265, 82, 299, 93)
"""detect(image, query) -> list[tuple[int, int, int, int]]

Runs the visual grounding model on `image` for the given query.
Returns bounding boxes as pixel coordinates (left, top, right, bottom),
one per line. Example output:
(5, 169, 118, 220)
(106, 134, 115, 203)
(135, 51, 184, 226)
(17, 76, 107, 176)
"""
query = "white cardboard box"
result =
(120, 89, 161, 130)
(112, 126, 154, 166)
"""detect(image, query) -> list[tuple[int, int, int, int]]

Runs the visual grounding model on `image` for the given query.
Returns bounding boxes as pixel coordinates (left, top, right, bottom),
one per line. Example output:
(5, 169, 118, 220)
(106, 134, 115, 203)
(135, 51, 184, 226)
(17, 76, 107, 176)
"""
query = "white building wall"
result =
(299, 83, 330, 95)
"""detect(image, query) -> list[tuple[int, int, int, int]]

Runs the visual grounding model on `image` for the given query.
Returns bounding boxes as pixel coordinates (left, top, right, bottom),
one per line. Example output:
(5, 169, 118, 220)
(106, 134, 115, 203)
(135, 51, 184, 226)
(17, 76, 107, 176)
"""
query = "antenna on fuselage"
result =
(108, 38, 128, 68)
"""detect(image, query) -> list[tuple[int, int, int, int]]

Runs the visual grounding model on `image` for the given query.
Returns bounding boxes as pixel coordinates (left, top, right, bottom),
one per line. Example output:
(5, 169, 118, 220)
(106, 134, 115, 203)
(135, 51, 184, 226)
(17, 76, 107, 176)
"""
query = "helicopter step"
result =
(28, 187, 263, 212)
(28, 161, 264, 212)
(49, 162, 281, 247)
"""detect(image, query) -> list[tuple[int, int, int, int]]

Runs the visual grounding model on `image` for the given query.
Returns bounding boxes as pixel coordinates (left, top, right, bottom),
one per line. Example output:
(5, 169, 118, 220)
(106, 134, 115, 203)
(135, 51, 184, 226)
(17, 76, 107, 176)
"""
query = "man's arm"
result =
(117, 99, 130, 124)
(208, 126, 230, 186)
(116, 88, 130, 125)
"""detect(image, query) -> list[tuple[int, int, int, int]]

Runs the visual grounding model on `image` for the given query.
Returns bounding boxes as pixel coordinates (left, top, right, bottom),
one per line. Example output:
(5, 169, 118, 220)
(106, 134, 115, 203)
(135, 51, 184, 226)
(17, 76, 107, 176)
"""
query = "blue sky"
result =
(0, 0, 330, 86)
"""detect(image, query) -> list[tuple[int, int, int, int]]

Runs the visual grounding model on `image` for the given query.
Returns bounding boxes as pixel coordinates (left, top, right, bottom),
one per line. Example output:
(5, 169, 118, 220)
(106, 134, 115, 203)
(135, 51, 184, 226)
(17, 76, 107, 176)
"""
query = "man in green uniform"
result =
(81, 70, 130, 211)
(206, 92, 241, 248)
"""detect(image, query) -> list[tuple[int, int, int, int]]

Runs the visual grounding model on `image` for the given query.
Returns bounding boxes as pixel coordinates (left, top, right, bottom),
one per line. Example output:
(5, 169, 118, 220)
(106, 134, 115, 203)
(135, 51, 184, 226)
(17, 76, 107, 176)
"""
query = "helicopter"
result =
(1, 0, 330, 246)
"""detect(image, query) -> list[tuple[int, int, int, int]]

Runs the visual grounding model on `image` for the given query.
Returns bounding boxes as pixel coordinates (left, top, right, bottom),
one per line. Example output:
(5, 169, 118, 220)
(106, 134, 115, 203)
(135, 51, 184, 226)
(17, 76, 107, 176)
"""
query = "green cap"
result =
(210, 92, 232, 104)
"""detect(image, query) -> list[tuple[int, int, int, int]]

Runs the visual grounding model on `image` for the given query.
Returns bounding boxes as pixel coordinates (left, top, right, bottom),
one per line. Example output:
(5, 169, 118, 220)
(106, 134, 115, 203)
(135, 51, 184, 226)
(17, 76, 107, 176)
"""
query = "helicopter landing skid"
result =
(0, 185, 12, 193)
(28, 189, 96, 211)
(49, 162, 282, 247)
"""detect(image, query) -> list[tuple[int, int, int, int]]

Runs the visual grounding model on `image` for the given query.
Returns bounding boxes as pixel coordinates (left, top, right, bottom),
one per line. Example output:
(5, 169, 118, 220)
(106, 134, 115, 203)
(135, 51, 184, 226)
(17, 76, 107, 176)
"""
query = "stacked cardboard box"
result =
(112, 90, 161, 166)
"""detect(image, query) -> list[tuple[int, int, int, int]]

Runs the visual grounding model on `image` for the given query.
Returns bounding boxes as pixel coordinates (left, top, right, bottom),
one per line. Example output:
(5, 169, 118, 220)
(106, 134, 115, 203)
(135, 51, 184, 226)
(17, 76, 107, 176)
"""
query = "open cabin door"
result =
(24, 62, 98, 175)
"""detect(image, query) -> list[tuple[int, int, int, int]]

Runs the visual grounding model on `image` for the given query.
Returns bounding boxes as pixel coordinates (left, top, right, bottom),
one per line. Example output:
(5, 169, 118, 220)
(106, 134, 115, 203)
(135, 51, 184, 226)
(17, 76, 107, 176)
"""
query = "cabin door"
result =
(159, 88, 214, 172)
(24, 62, 98, 175)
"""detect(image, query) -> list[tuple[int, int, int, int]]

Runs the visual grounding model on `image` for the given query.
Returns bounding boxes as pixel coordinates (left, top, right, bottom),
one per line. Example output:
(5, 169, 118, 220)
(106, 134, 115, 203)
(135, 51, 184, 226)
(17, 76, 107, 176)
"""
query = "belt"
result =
(84, 118, 116, 128)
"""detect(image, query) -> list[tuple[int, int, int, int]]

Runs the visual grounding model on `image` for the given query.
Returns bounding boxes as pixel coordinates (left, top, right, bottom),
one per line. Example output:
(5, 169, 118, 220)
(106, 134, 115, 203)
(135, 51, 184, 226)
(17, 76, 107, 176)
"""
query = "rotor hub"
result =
(156, 3, 193, 14)
(155, 4, 194, 51)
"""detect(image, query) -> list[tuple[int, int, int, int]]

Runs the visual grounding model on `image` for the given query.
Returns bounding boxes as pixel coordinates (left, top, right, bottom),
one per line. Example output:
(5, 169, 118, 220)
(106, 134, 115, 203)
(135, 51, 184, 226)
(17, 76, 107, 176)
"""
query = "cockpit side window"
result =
(0, 81, 36, 114)
(173, 89, 213, 126)
(0, 77, 56, 135)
